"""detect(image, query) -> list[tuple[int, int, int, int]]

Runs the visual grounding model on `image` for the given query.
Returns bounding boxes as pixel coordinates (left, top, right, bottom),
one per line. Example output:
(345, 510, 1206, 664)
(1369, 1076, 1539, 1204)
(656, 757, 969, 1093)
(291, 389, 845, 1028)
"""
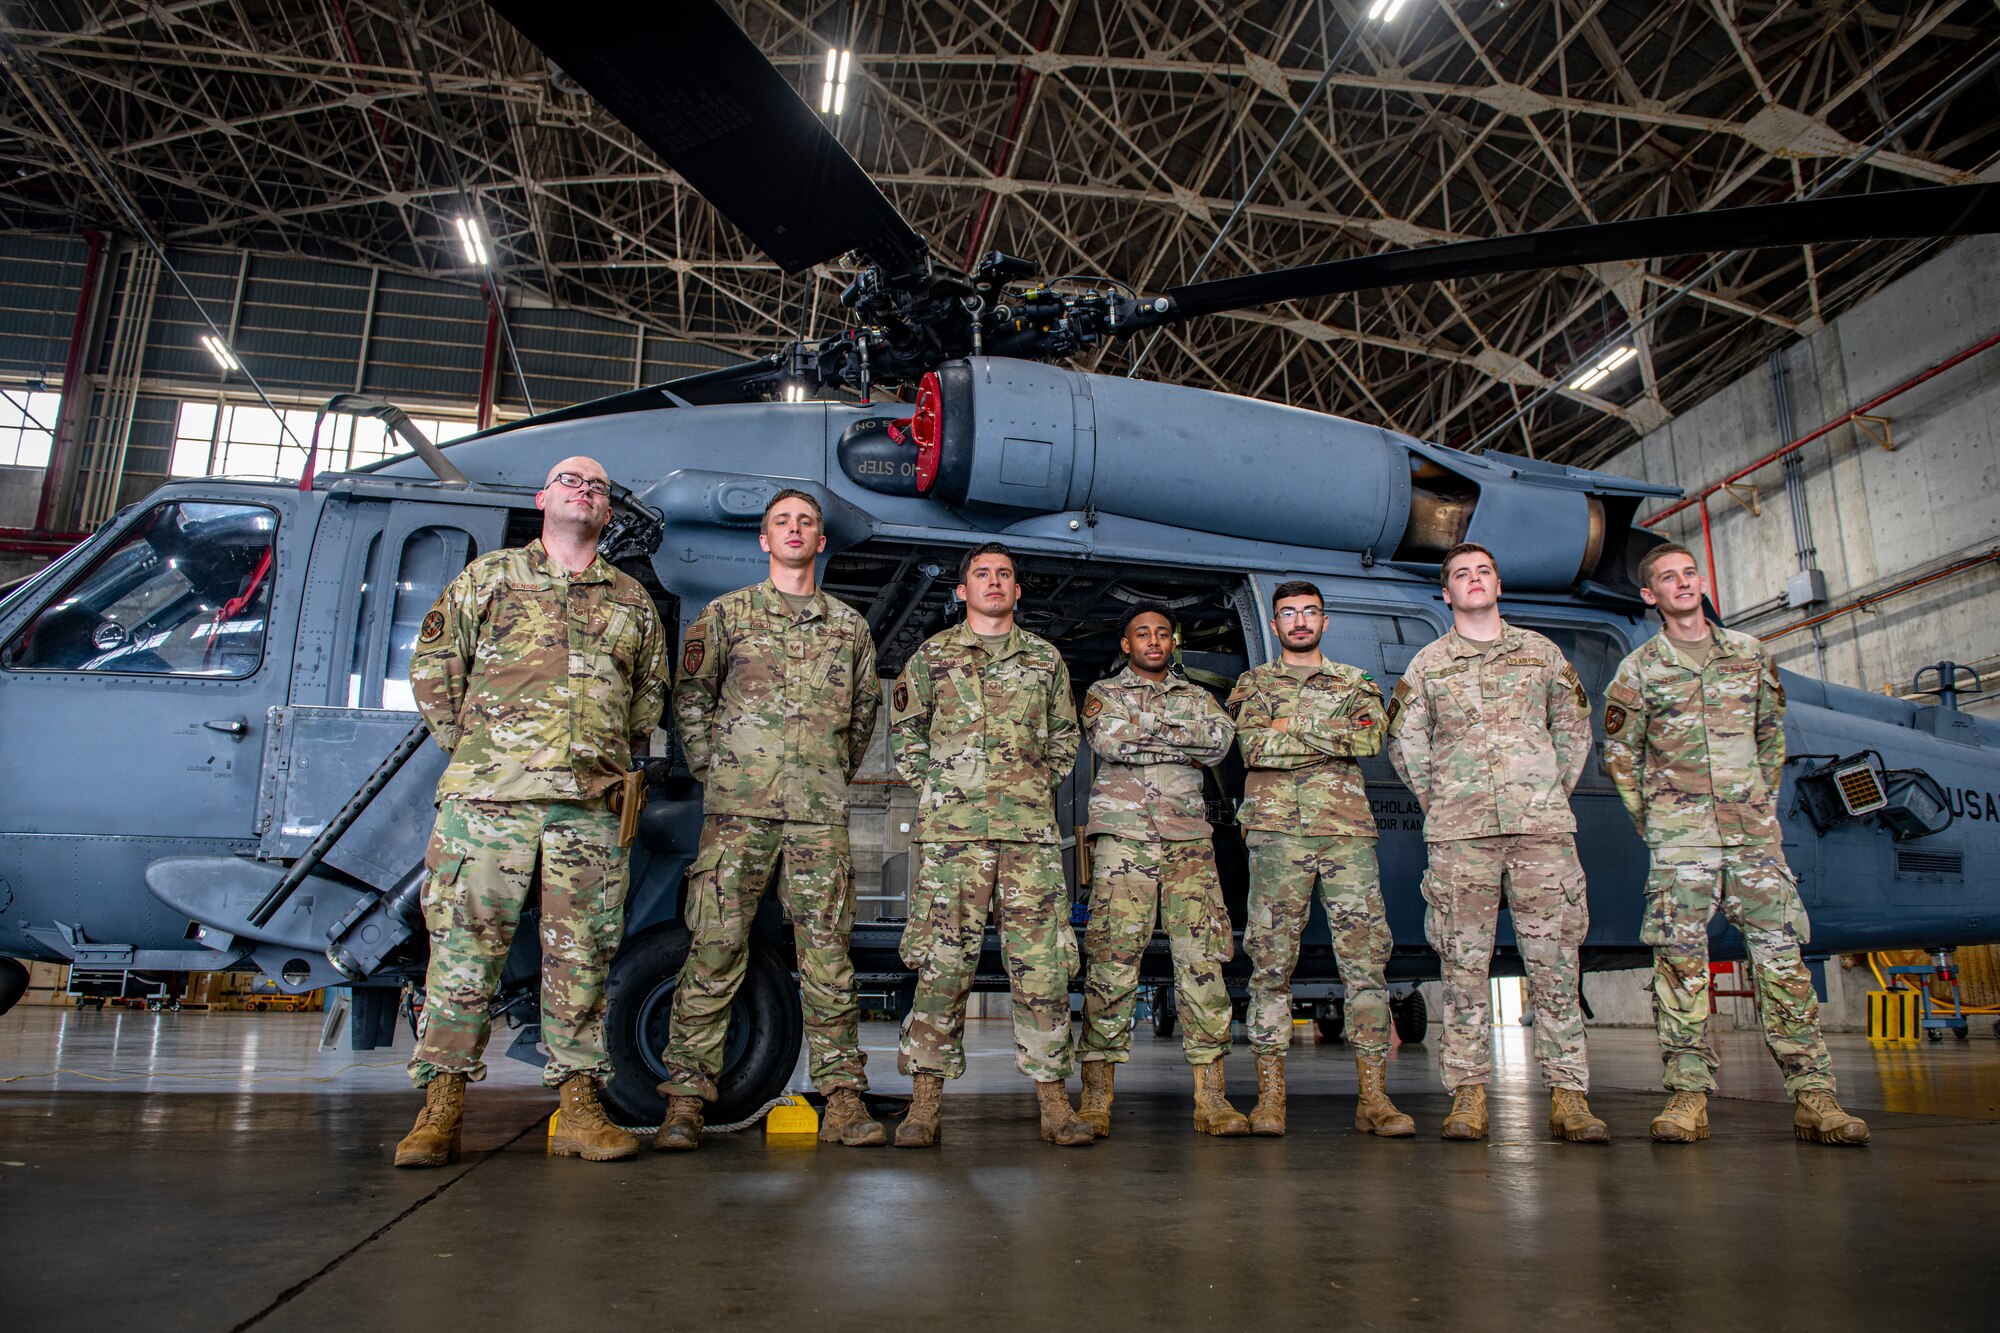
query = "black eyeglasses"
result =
(548, 471, 610, 496)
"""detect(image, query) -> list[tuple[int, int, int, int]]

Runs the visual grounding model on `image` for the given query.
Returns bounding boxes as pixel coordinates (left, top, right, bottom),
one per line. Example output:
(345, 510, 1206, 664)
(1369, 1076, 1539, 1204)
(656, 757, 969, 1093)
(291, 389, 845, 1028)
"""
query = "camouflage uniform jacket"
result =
(1602, 625, 1786, 848)
(1387, 622, 1592, 840)
(672, 579, 881, 825)
(890, 620, 1079, 844)
(1083, 666, 1234, 841)
(1229, 657, 1385, 838)
(411, 539, 669, 803)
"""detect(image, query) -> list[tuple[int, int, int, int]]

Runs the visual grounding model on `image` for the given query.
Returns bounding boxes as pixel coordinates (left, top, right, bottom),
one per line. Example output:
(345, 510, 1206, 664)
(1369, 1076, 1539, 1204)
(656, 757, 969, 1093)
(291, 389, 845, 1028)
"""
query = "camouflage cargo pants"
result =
(660, 814, 866, 1098)
(408, 796, 626, 1089)
(1422, 834, 1590, 1092)
(1643, 844, 1834, 1097)
(1081, 835, 1234, 1066)
(899, 840, 1078, 1082)
(1245, 831, 1391, 1059)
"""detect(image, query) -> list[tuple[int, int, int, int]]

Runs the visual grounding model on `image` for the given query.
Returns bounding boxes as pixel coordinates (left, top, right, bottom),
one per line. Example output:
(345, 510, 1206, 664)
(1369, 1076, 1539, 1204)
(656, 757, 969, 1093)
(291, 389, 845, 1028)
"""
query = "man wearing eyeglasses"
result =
(1387, 542, 1606, 1144)
(1227, 580, 1414, 1139)
(396, 456, 670, 1168)
(655, 488, 886, 1151)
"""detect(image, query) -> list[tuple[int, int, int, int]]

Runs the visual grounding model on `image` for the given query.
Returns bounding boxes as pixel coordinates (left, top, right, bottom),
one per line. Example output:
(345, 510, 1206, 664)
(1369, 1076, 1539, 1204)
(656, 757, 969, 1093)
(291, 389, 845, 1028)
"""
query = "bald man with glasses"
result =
(395, 455, 670, 1167)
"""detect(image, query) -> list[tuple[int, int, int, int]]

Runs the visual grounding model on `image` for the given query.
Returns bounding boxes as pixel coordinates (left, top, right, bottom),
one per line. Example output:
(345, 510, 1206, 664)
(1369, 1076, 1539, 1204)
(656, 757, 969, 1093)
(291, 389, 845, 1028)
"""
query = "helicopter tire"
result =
(0, 958, 27, 1017)
(600, 925, 802, 1130)
(1315, 998, 1345, 1043)
(1391, 991, 1430, 1045)
(1150, 987, 1177, 1039)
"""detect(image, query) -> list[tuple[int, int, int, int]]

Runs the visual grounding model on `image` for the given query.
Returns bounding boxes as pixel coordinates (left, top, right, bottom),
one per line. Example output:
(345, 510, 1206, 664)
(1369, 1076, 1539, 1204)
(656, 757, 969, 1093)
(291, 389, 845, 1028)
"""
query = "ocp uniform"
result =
(406, 539, 669, 1089)
(1603, 626, 1835, 1097)
(890, 621, 1081, 1083)
(1387, 623, 1595, 1093)
(1228, 658, 1394, 1059)
(660, 580, 882, 1101)
(1079, 666, 1236, 1067)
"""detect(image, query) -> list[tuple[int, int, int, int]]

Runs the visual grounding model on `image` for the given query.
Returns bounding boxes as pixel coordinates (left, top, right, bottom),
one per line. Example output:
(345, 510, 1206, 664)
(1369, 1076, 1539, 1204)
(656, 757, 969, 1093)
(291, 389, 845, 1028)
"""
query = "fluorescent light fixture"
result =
(1570, 344, 1637, 392)
(1367, 0, 1411, 20)
(200, 334, 240, 372)
(453, 216, 490, 266)
(820, 47, 852, 116)
(782, 383, 809, 402)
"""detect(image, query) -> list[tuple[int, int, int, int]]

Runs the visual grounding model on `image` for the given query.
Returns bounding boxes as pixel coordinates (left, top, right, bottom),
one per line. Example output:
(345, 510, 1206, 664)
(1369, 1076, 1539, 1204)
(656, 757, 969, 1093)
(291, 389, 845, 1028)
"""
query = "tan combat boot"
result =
(654, 1095, 704, 1151)
(1440, 1083, 1488, 1140)
(1078, 1061, 1115, 1138)
(1353, 1057, 1416, 1137)
(1191, 1058, 1250, 1137)
(895, 1073, 944, 1148)
(549, 1074, 639, 1161)
(393, 1071, 465, 1168)
(1794, 1089, 1870, 1146)
(1035, 1080, 1096, 1147)
(1549, 1088, 1611, 1143)
(1248, 1053, 1287, 1136)
(1650, 1090, 1709, 1143)
(818, 1087, 888, 1147)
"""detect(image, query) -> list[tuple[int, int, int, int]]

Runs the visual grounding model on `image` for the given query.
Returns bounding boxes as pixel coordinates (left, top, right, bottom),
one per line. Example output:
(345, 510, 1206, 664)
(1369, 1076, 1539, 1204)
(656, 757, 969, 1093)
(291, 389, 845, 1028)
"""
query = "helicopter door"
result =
(0, 494, 301, 952)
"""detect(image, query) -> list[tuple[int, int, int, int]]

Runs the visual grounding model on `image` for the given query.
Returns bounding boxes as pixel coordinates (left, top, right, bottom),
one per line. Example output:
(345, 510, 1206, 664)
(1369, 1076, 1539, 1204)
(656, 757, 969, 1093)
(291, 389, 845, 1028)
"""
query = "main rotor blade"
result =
(488, 0, 928, 276)
(1158, 183, 2000, 322)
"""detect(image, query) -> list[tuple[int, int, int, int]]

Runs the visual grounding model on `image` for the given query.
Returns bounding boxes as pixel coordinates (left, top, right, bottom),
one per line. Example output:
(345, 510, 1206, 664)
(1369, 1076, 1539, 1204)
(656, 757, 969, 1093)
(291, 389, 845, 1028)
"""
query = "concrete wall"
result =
(1597, 232, 2000, 712)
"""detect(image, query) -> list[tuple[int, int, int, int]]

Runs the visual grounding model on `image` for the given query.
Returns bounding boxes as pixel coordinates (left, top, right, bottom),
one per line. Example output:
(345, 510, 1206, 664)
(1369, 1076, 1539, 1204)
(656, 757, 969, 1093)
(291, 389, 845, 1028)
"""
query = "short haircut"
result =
(1119, 603, 1177, 639)
(1637, 541, 1697, 587)
(761, 487, 822, 531)
(1440, 542, 1497, 587)
(1270, 579, 1322, 610)
(958, 540, 1015, 585)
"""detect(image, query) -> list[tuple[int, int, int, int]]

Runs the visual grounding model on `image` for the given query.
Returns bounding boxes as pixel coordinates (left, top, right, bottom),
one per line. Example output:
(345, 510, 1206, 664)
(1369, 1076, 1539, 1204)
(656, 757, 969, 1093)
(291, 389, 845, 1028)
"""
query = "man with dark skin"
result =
(1077, 607, 1245, 1136)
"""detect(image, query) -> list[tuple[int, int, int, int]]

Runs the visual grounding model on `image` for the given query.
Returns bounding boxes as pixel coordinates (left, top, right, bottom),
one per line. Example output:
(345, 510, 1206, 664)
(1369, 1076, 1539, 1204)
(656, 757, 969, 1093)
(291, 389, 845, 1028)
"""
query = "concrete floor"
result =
(2, 1007, 1997, 1331)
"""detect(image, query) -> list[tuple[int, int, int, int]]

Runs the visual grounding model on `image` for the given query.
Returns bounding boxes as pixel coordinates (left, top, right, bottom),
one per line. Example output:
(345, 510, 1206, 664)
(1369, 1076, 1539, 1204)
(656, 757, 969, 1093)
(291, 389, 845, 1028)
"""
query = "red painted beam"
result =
(1647, 329, 2000, 528)
(35, 228, 104, 531)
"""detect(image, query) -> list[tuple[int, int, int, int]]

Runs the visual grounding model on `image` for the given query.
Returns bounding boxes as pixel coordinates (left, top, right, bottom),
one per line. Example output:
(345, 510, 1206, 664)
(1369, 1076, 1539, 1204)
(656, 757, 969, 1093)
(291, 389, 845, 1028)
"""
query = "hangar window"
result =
(168, 400, 475, 480)
(0, 386, 60, 468)
(1, 500, 277, 676)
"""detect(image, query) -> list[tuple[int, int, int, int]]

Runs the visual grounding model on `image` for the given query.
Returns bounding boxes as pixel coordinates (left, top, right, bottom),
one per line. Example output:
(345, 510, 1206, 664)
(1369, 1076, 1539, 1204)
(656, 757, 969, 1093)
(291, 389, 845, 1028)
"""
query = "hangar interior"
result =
(2, 2, 1998, 1329)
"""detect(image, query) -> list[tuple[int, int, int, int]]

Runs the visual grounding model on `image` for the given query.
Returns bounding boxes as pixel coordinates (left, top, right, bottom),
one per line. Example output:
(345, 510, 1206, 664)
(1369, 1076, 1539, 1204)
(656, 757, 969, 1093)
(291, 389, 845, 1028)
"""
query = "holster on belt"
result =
(608, 768, 648, 848)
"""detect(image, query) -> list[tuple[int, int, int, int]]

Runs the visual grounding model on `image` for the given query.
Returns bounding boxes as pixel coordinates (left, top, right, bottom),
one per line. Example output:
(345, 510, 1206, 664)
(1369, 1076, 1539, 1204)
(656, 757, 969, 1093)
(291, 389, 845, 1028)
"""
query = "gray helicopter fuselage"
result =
(1, 358, 1994, 991)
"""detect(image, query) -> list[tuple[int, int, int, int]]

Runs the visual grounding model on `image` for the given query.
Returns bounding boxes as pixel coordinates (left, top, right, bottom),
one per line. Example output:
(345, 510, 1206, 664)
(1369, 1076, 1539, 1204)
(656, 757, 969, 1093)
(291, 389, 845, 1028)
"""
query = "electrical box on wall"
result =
(1786, 568, 1828, 608)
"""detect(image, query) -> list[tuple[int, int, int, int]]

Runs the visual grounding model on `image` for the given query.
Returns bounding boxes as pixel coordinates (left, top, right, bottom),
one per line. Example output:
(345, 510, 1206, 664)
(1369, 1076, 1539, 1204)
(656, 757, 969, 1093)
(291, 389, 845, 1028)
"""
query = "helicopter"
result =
(1, 0, 1996, 1130)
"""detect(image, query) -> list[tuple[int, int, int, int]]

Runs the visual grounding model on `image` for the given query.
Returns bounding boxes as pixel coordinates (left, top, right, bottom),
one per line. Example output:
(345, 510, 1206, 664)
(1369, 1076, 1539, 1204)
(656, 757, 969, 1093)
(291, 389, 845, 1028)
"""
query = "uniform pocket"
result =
(680, 838, 725, 931)
(1639, 859, 1681, 948)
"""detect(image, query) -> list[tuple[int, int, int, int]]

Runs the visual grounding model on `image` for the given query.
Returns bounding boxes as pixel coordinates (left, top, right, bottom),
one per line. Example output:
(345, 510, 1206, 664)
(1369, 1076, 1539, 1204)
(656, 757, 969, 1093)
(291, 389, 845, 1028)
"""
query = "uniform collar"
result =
(753, 578, 825, 623)
(1114, 663, 1187, 693)
(1274, 654, 1339, 681)
(948, 618, 1024, 660)
(1646, 622, 1738, 671)
(1446, 619, 1518, 658)
(526, 538, 613, 585)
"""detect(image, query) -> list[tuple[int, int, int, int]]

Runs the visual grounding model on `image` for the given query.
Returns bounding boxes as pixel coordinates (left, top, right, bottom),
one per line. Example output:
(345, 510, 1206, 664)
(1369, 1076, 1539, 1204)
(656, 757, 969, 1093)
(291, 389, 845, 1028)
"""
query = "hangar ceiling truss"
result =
(2, 1, 1997, 464)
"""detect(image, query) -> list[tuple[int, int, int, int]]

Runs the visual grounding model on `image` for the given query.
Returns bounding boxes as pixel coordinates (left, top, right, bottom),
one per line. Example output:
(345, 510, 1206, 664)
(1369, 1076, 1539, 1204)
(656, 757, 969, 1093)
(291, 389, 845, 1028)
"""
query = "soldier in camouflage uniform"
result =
(889, 542, 1095, 1148)
(1604, 542, 1868, 1146)
(396, 455, 669, 1168)
(1078, 605, 1248, 1138)
(1388, 543, 1609, 1144)
(655, 489, 886, 1151)
(1231, 580, 1415, 1139)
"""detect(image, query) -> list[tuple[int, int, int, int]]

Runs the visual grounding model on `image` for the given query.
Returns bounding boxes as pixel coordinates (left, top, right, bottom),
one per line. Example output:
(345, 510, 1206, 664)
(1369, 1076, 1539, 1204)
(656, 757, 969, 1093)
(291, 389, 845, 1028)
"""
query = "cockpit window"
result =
(1, 500, 278, 677)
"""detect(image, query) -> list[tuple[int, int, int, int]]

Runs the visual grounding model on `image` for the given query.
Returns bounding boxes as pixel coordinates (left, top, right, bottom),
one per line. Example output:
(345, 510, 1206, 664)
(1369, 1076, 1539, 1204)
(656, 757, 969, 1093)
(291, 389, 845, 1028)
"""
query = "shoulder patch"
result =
(418, 608, 445, 644)
(1386, 677, 1411, 733)
(680, 638, 705, 676)
(893, 681, 910, 713)
(1083, 694, 1104, 721)
(1606, 680, 1641, 709)
(1604, 703, 1628, 737)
